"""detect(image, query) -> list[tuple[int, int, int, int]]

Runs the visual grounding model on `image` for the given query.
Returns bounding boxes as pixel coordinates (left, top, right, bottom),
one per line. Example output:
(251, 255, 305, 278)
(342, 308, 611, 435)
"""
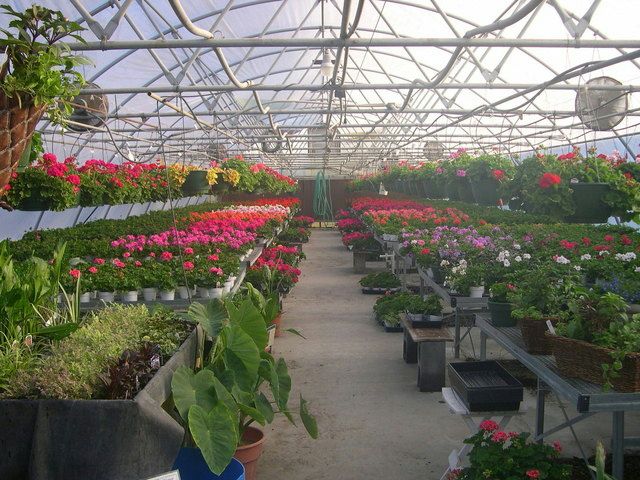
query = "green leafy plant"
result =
(3, 304, 186, 399)
(359, 271, 401, 289)
(0, 4, 89, 126)
(171, 298, 317, 475)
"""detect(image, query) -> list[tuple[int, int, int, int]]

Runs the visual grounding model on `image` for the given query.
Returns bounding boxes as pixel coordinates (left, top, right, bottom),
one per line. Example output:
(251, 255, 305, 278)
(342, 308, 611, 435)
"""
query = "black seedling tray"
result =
(448, 361, 523, 412)
(361, 286, 401, 295)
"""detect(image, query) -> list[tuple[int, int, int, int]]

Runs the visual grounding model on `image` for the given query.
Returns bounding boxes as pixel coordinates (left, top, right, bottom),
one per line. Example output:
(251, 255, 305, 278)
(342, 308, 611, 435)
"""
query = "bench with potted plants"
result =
(359, 271, 402, 294)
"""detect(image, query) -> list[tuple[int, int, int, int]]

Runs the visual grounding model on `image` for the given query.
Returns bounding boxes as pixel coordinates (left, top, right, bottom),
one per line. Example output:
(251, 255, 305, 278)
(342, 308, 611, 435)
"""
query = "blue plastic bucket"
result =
(173, 448, 245, 480)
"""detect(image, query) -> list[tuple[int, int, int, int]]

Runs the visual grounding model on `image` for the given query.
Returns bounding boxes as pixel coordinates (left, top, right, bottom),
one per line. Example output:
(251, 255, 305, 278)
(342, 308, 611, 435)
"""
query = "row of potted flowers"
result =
(351, 147, 640, 223)
(346, 195, 640, 391)
(61, 202, 301, 302)
(3, 152, 298, 211)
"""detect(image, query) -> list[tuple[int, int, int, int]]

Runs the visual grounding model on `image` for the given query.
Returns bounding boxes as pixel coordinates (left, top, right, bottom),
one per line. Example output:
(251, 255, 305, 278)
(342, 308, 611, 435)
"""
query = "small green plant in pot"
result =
(171, 298, 317, 477)
(488, 282, 517, 327)
(359, 271, 401, 291)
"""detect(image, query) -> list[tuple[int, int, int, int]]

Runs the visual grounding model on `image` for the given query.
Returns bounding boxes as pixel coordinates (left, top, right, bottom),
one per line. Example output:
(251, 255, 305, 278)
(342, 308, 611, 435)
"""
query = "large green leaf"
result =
(238, 403, 266, 426)
(275, 358, 291, 410)
(223, 323, 261, 391)
(255, 392, 275, 423)
(33, 322, 79, 341)
(232, 298, 268, 351)
(299, 394, 319, 439)
(211, 376, 236, 412)
(188, 403, 239, 475)
(188, 300, 227, 338)
(171, 367, 217, 421)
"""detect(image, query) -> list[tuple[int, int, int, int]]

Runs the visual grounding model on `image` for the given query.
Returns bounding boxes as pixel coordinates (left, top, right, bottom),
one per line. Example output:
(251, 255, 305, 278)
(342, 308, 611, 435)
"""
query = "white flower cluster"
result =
(615, 252, 637, 262)
(451, 259, 468, 276)
(580, 254, 592, 261)
(440, 259, 450, 267)
(555, 255, 570, 264)
(496, 250, 511, 267)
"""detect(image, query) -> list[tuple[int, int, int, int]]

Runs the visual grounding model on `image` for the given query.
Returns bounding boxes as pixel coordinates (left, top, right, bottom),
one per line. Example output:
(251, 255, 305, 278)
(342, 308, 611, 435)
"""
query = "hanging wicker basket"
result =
(0, 91, 46, 193)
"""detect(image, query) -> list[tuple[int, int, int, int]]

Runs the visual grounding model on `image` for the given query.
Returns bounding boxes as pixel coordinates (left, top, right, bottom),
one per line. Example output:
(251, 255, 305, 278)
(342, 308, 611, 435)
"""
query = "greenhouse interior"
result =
(2, 1, 640, 479)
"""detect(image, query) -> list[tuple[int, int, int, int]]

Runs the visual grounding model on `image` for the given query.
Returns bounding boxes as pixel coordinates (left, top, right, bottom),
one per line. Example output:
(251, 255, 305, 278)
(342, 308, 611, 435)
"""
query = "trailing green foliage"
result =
(2, 304, 187, 399)
(359, 271, 401, 288)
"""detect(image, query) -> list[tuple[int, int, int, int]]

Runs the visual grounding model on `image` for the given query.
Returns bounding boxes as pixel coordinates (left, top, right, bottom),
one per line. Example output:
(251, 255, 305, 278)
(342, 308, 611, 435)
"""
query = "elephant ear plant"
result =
(171, 298, 318, 475)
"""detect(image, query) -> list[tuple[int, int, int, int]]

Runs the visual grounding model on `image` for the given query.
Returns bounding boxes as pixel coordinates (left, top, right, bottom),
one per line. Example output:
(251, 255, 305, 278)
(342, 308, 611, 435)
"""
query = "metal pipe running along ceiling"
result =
(20, 0, 640, 174)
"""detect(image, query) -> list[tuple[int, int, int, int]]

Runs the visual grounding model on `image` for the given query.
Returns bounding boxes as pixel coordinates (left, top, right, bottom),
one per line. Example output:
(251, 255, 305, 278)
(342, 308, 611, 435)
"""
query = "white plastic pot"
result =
(79, 292, 92, 303)
(198, 287, 210, 299)
(98, 291, 115, 302)
(160, 290, 175, 301)
(469, 286, 485, 298)
(142, 288, 157, 301)
(209, 287, 224, 299)
(177, 286, 190, 300)
(122, 291, 139, 302)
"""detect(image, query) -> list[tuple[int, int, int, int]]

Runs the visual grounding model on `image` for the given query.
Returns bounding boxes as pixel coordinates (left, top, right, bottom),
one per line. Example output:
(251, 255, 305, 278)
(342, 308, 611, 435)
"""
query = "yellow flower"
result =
(207, 167, 223, 185)
(223, 168, 241, 186)
(168, 164, 194, 186)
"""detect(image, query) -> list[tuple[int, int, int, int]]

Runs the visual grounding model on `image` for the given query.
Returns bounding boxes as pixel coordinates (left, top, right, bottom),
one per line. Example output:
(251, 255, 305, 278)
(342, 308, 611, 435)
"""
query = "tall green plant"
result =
(171, 298, 317, 475)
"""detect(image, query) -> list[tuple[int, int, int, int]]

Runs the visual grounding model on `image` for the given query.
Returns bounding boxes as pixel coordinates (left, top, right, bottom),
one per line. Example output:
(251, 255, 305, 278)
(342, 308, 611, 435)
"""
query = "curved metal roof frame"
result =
(13, 0, 640, 175)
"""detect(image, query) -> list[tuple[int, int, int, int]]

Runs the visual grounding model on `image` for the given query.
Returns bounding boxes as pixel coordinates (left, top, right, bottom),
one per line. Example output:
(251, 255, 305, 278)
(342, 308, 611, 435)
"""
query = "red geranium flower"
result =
(491, 169, 506, 181)
(538, 172, 561, 188)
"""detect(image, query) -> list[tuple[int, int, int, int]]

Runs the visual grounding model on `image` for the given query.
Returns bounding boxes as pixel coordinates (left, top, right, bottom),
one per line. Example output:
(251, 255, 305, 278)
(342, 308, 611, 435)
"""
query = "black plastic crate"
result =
(448, 361, 523, 412)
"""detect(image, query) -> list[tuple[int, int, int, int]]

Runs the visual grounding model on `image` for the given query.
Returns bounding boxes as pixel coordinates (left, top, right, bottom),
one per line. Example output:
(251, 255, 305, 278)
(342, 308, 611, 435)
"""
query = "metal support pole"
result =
(536, 378, 547, 444)
(612, 411, 625, 480)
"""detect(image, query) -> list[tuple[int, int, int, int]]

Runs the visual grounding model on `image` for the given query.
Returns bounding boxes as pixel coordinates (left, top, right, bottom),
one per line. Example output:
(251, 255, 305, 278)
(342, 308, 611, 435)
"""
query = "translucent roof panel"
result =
(5, 0, 640, 175)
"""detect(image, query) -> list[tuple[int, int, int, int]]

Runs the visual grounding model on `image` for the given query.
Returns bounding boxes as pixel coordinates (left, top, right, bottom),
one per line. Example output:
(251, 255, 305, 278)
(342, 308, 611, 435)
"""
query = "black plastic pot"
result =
(444, 182, 460, 200)
(448, 361, 523, 412)
(422, 179, 444, 199)
(565, 182, 613, 223)
(488, 301, 515, 327)
(0, 330, 197, 480)
(456, 179, 476, 203)
(181, 170, 209, 196)
(407, 313, 443, 328)
(470, 179, 501, 206)
(430, 265, 445, 284)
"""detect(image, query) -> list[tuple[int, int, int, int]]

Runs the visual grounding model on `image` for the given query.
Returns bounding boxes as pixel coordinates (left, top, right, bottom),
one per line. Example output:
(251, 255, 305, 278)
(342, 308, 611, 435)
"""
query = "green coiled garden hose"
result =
(313, 170, 333, 221)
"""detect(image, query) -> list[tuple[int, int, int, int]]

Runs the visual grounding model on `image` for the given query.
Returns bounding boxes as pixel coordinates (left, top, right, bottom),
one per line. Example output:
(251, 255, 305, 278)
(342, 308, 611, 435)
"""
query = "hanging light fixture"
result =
(320, 50, 334, 77)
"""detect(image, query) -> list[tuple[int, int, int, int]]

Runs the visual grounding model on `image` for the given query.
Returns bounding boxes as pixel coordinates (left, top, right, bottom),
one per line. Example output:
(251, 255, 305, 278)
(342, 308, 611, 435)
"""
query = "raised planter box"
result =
(448, 361, 523, 412)
(0, 329, 197, 480)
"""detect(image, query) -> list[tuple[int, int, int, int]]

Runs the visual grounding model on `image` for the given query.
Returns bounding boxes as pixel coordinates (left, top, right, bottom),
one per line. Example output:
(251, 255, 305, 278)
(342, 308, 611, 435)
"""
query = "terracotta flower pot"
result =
(234, 426, 265, 480)
(272, 312, 283, 337)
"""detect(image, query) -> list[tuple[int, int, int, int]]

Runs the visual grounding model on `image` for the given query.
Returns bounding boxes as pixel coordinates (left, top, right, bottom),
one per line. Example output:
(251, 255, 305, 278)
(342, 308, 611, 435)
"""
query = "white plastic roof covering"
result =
(5, 0, 640, 176)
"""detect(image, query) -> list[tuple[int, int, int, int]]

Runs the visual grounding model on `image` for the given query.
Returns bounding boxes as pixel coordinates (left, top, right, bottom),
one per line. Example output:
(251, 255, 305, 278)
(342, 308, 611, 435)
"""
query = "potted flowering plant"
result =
(417, 161, 446, 198)
(0, 4, 87, 196)
(506, 154, 573, 219)
(466, 153, 514, 206)
(448, 262, 485, 297)
(444, 150, 475, 203)
(557, 149, 639, 223)
(6, 153, 81, 210)
(449, 421, 569, 480)
(488, 282, 517, 327)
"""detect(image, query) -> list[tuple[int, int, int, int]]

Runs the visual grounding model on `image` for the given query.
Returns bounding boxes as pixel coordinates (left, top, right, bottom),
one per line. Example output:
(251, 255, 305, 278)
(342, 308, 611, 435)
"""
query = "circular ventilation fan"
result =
(261, 139, 282, 153)
(423, 141, 444, 160)
(575, 76, 628, 131)
(206, 142, 228, 161)
(68, 82, 109, 132)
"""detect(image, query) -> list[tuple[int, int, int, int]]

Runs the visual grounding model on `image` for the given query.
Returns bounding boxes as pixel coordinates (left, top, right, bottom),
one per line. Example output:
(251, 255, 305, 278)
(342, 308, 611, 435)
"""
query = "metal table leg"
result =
(480, 331, 487, 360)
(454, 308, 461, 359)
(536, 378, 547, 444)
(612, 411, 625, 479)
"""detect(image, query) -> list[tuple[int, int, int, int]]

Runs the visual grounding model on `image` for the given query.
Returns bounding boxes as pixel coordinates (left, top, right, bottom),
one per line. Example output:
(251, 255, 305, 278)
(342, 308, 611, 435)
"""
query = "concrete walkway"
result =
(258, 229, 639, 480)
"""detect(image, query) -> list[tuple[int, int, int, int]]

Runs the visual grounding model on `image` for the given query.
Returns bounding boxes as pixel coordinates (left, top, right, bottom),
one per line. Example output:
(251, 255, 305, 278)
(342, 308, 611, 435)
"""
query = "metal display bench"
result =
(476, 314, 640, 480)
(417, 266, 488, 359)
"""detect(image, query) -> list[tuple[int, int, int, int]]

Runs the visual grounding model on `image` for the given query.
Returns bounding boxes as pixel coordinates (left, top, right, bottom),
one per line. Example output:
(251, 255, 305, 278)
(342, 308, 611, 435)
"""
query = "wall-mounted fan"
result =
(261, 139, 282, 153)
(68, 82, 109, 132)
(423, 141, 444, 160)
(575, 76, 628, 131)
